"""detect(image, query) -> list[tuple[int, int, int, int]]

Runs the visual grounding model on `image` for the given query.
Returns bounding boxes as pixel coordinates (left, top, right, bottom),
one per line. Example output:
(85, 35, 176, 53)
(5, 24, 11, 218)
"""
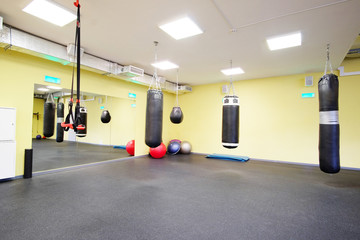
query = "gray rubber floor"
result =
(1, 154, 360, 240)
(32, 139, 130, 172)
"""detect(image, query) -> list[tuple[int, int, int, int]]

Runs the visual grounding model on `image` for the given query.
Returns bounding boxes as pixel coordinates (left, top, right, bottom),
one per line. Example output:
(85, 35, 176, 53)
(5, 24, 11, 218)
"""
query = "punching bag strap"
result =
(324, 44, 333, 75)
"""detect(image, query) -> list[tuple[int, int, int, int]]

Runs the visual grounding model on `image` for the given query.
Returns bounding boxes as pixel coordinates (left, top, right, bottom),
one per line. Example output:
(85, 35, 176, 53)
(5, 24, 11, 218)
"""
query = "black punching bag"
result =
(318, 73, 340, 173)
(145, 89, 163, 148)
(101, 110, 111, 123)
(56, 102, 64, 142)
(43, 101, 55, 137)
(170, 107, 183, 124)
(76, 107, 87, 137)
(222, 96, 239, 148)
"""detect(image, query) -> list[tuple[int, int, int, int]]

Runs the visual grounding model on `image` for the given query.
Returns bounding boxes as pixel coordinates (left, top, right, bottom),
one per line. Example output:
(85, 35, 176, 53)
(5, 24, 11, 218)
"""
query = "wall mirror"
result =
(32, 83, 136, 173)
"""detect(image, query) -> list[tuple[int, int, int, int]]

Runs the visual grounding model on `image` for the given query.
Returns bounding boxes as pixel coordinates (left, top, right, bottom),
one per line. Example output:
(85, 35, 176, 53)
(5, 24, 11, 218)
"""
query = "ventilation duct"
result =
(346, 48, 360, 58)
(178, 85, 192, 93)
(67, 43, 84, 62)
(34, 93, 45, 99)
(0, 16, 3, 30)
(345, 35, 360, 58)
(0, 25, 191, 94)
(119, 65, 144, 77)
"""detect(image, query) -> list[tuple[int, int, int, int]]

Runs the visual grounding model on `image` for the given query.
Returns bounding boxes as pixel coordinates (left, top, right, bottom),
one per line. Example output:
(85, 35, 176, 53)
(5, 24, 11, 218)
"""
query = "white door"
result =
(0, 108, 16, 141)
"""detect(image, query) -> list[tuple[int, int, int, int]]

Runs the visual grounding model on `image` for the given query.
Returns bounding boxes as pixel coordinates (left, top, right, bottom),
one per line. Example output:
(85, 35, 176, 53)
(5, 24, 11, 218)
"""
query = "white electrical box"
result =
(0, 107, 16, 180)
(222, 85, 229, 94)
(305, 76, 313, 86)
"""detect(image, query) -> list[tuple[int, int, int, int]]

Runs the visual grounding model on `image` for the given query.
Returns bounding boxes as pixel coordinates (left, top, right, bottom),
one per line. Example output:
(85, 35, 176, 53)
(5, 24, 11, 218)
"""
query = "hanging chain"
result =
(176, 69, 179, 106)
(149, 41, 161, 90)
(324, 44, 333, 75)
(228, 60, 237, 96)
(46, 93, 54, 103)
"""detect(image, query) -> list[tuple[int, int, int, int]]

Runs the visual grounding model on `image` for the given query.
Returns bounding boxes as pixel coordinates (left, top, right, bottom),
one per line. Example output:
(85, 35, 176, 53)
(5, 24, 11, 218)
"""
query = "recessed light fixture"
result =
(266, 32, 302, 51)
(46, 85, 62, 90)
(221, 67, 245, 76)
(37, 88, 50, 92)
(151, 61, 179, 70)
(159, 17, 203, 40)
(22, 0, 77, 27)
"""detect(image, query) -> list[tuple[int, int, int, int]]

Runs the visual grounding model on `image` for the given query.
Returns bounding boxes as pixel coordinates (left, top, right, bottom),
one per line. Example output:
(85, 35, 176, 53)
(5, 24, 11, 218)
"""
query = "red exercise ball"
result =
(126, 140, 135, 156)
(149, 143, 166, 159)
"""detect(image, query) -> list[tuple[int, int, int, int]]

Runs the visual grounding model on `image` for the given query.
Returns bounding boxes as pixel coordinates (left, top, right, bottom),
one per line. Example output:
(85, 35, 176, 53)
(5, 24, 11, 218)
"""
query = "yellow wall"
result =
(337, 58, 360, 168)
(0, 49, 175, 176)
(1, 50, 37, 177)
(177, 58, 360, 168)
(74, 96, 136, 146)
(2, 47, 360, 177)
(32, 98, 44, 138)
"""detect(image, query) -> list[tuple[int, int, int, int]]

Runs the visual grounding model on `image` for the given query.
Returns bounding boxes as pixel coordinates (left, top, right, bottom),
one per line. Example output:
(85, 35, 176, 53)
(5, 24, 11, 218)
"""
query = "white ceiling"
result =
(1, 0, 360, 86)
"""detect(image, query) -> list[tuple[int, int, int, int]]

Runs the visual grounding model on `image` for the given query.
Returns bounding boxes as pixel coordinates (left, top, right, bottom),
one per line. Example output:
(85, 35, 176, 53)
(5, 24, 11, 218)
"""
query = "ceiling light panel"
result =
(46, 85, 62, 90)
(151, 61, 179, 70)
(23, 0, 77, 27)
(221, 67, 245, 76)
(159, 17, 203, 40)
(267, 32, 302, 51)
(37, 88, 50, 92)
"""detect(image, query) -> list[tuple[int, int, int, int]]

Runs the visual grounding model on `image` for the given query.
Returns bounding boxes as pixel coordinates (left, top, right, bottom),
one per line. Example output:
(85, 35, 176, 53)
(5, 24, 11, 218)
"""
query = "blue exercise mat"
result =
(206, 154, 249, 162)
(113, 145, 126, 149)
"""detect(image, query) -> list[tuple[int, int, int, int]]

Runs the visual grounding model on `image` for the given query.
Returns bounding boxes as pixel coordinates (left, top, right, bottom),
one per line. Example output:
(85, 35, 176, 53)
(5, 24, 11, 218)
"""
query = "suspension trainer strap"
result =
(74, 2, 82, 131)
(62, 0, 85, 132)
